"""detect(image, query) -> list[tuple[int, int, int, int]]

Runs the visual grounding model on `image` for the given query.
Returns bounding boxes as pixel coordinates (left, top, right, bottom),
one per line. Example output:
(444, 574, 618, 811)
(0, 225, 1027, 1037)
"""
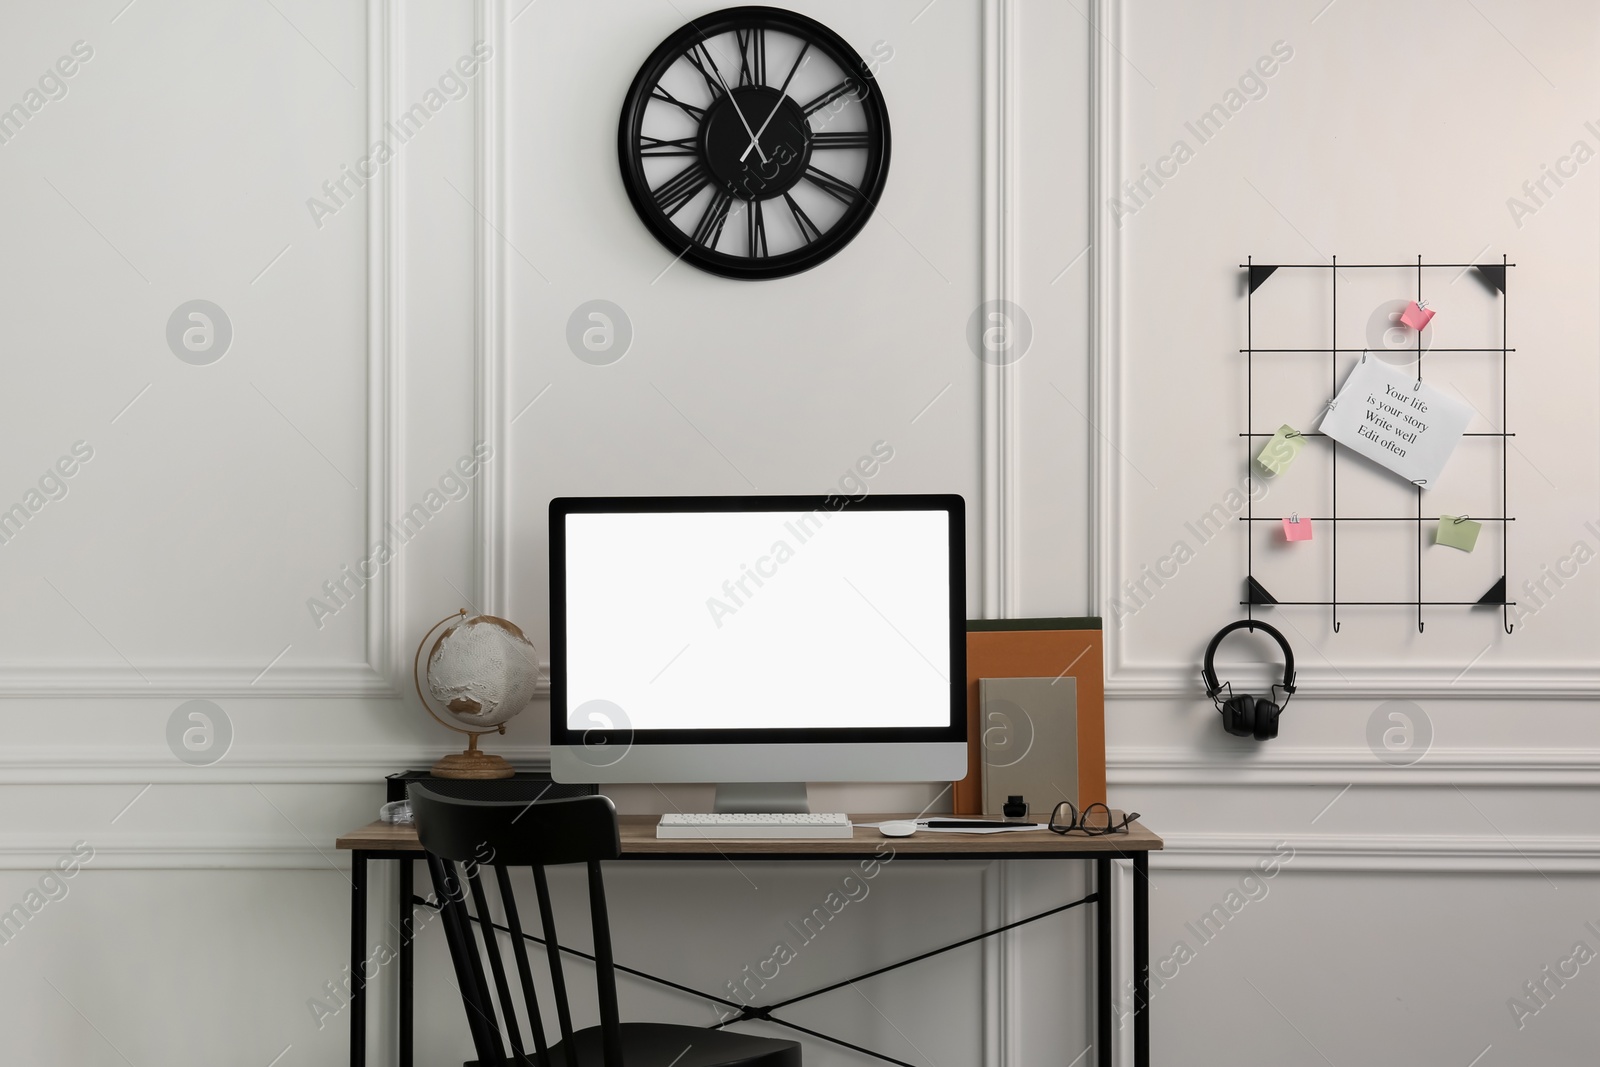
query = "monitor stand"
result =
(713, 782, 809, 814)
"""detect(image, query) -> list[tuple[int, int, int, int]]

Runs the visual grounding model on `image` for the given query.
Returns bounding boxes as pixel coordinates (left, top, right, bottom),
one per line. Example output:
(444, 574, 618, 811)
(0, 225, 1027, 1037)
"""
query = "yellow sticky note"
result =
(1436, 515, 1482, 552)
(1256, 424, 1303, 476)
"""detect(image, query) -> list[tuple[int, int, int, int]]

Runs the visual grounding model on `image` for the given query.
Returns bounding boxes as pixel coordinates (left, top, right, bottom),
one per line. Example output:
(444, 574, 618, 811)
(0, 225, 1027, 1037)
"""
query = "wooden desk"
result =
(340, 813, 1160, 858)
(337, 814, 1160, 1067)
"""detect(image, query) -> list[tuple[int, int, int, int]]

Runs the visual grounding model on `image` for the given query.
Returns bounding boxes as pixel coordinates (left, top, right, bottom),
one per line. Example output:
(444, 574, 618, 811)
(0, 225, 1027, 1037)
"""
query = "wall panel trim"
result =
(18, 825, 1595, 873)
(20, 739, 1594, 788)
(1110, 745, 1600, 787)
(1151, 832, 1600, 873)
(473, 0, 509, 617)
(1085, 0, 1599, 698)
(0, 745, 553, 785)
(1, 2, 403, 699)
(981, 0, 1019, 620)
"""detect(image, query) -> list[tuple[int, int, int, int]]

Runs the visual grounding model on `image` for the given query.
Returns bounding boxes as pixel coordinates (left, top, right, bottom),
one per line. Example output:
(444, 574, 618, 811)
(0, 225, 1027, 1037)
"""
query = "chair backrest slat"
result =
(494, 863, 553, 1067)
(411, 786, 626, 1066)
(586, 860, 625, 1067)
(428, 855, 505, 1063)
(533, 863, 580, 1067)
(465, 866, 527, 1061)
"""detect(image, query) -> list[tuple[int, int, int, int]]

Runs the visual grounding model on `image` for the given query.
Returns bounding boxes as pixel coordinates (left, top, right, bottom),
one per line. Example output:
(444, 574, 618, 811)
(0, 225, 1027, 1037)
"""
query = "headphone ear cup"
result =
(1222, 695, 1255, 737)
(1253, 699, 1281, 741)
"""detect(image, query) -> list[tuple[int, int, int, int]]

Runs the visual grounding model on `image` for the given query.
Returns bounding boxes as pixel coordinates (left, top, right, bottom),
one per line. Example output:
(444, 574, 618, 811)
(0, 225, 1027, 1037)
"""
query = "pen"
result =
(923, 819, 1039, 829)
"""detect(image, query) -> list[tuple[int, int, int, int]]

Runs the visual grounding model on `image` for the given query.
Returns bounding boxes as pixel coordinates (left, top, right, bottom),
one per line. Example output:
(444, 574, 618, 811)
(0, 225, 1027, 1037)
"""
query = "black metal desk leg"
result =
(1133, 852, 1149, 1067)
(351, 850, 367, 1067)
(399, 857, 413, 1067)
(1095, 857, 1112, 1067)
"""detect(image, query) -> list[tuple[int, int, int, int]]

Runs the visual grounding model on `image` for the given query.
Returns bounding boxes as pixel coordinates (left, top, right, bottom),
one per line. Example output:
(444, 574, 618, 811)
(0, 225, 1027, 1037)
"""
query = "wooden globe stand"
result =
(428, 731, 514, 780)
(414, 610, 515, 780)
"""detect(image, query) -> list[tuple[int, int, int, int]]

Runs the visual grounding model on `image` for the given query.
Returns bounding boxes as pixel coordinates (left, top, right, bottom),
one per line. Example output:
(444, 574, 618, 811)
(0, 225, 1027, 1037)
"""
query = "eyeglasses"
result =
(1048, 801, 1139, 837)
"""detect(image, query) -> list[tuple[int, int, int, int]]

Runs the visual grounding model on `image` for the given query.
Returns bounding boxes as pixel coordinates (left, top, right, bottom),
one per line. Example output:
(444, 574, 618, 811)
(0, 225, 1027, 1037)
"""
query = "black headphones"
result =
(1202, 620, 1297, 741)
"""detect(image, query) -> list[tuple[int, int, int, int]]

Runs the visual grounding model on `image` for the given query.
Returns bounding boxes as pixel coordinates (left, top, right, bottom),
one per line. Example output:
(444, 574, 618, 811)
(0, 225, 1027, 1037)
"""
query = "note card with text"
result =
(1317, 356, 1472, 488)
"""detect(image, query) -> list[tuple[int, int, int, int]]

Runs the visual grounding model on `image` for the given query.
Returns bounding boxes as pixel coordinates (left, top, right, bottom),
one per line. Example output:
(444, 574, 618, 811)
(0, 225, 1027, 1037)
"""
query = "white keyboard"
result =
(656, 813, 854, 840)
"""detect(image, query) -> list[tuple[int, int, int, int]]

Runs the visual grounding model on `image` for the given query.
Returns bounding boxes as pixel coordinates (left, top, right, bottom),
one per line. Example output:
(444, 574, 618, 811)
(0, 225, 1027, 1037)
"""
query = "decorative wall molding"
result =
(982, 8, 1021, 1056)
(21, 823, 1594, 873)
(1086, 0, 1121, 636)
(1110, 745, 1600, 787)
(981, 862, 1002, 1067)
(21, 738, 1597, 788)
(0, 745, 553, 785)
(980, 0, 1019, 620)
(1107, 661, 1600, 699)
(20, 738, 1600, 787)
(1, 4, 402, 699)
(1151, 832, 1600, 873)
(981, 859, 1025, 1067)
(1085, 0, 1600, 699)
(0, 664, 396, 699)
(0, 834, 341, 871)
(474, 0, 510, 618)
(1109, 858, 1133, 1067)
(365, 0, 404, 693)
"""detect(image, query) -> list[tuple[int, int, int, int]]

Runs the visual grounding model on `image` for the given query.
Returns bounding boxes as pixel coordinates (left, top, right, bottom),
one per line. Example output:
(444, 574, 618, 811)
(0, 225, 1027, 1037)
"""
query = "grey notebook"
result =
(979, 677, 1079, 819)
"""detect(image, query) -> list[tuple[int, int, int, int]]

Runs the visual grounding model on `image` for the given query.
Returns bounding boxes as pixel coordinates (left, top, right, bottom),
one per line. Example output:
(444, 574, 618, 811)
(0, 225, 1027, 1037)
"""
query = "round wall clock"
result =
(617, 6, 892, 280)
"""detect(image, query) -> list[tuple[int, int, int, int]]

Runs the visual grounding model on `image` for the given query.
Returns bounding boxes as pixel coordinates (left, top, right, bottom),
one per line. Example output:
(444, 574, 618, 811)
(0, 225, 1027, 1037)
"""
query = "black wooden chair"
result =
(409, 785, 801, 1067)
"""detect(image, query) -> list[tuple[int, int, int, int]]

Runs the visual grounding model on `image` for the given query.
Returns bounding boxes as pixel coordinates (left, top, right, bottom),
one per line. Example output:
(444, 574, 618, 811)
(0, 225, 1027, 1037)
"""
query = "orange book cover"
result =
(955, 619, 1106, 816)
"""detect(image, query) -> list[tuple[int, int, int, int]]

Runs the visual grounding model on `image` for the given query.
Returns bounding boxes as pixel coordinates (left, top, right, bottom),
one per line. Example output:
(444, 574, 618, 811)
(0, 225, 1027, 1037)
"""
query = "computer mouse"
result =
(879, 821, 918, 837)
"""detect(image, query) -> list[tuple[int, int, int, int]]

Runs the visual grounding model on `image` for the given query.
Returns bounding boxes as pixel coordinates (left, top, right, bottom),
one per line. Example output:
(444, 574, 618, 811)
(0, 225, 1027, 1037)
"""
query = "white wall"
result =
(1, 1, 1594, 1065)
(1100, 1, 1600, 1064)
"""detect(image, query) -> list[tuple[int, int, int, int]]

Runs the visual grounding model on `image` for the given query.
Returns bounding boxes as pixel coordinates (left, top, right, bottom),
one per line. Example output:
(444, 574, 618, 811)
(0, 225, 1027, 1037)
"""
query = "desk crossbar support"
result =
(424, 889, 1099, 1067)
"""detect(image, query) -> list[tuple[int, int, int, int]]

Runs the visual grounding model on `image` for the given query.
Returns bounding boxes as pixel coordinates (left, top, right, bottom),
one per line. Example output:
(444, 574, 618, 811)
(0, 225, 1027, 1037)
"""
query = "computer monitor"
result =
(549, 494, 967, 811)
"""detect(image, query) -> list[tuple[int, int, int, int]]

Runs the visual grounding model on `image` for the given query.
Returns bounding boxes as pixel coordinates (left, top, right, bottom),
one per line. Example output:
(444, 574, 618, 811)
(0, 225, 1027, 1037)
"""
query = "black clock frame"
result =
(617, 5, 892, 280)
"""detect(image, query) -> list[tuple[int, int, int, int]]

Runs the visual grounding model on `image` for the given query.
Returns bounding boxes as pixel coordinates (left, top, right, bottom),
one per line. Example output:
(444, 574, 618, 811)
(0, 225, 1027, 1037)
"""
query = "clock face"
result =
(617, 6, 891, 280)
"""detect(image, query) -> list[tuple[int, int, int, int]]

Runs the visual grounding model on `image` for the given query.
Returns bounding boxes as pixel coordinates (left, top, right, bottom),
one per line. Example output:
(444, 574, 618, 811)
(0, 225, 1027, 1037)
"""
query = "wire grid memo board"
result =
(1241, 255, 1515, 634)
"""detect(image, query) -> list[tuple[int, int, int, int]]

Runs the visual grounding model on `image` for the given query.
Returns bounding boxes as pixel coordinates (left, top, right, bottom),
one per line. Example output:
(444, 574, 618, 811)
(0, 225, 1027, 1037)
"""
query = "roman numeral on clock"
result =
(653, 161, 710, 217)
(737, 27, 766, 86)
(650, 86, 705, 121)
(684, 44, 728, 101)
(783, 193, 823, 245)
(747, 199, 768, 257)
(802, 78, 861, 116)
(691, 192, 733, 248)
(802, 165, 861, 205)
(639, 135, 699, 157)
(811, 130, 870, 150)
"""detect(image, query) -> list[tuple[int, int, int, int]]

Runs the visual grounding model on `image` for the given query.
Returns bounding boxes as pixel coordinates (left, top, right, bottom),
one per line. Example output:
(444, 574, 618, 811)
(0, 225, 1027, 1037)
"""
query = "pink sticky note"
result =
(1283, 516, 1314, 542)
(1400, 300, 1435, 331)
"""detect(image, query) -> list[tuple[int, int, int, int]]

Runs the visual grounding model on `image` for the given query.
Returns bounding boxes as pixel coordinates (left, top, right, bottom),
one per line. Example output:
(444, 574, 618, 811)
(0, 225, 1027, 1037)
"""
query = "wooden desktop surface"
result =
(337, 813, 1161, 857)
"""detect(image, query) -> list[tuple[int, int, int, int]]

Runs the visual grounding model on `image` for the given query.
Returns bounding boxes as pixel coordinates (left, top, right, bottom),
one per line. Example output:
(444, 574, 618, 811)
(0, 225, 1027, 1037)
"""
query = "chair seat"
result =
(479, 1021, 801, 1067)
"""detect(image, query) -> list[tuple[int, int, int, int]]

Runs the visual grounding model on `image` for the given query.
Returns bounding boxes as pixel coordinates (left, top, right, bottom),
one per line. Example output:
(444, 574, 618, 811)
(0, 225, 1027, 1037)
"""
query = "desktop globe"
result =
(414, 610, 540, 779)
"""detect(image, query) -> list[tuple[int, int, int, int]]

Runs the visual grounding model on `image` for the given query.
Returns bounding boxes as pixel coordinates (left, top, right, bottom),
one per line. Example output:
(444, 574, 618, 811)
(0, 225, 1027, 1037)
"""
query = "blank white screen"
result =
(563, 508, 952, 731)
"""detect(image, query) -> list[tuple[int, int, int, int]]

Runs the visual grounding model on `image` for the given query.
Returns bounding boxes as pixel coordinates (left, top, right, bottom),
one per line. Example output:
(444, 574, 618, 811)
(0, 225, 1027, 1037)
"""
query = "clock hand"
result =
(699, 43, 769, 164)
(740, 43, 812, 163)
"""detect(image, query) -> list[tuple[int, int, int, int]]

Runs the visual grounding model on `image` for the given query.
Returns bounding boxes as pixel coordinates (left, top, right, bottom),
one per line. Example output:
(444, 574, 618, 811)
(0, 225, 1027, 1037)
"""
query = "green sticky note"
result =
(1256, 424, 1303, 476)
(1437, 515, 1482, 552)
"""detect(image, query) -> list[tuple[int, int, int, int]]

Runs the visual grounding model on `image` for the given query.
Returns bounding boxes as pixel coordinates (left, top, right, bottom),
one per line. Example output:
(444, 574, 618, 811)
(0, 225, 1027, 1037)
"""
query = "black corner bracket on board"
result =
(1246, 576, 1278, 605)
(1247, 264, 1278, 294)
(1472, 263, 1506, 294)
